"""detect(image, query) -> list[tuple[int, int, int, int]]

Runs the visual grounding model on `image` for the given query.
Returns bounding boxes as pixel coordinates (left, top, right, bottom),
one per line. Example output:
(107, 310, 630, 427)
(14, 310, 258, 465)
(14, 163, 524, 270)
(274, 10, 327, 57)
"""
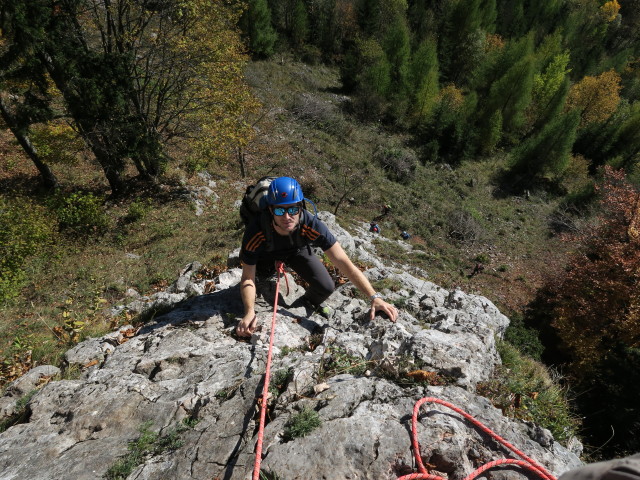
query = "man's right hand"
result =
(236, 313, 257, 337)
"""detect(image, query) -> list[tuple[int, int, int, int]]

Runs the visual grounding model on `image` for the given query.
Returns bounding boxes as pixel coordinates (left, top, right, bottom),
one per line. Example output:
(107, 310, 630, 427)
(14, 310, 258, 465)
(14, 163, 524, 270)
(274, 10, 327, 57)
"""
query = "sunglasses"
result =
(272, 206, 301, 216)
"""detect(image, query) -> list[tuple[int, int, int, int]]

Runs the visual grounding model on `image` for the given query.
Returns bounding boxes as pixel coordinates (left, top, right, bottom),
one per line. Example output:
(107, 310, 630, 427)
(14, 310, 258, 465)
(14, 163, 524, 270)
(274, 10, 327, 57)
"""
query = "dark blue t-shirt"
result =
(240, 210, 337, 265)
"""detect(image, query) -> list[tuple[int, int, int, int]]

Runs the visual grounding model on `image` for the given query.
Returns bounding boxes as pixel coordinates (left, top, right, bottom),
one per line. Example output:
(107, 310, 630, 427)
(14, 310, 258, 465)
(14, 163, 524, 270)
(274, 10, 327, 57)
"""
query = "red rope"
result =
(252, 261, 286, 480)
(398, 397, 557, 480)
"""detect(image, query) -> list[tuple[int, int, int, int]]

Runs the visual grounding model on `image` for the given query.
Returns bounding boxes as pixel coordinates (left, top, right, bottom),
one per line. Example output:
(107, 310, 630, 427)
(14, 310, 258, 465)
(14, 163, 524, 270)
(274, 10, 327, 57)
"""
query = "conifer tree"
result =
(244, 0, 278, 57)
(439, 0, 496, 86)
(382, 14, 411, 100)
(509, 109, 580, 181)
(291, 0, 309, 48)
(483, 55, 535, 138)
(410, 38, 439, 123)
(527, 51, 571, 133)
(357, 38, 392, 98)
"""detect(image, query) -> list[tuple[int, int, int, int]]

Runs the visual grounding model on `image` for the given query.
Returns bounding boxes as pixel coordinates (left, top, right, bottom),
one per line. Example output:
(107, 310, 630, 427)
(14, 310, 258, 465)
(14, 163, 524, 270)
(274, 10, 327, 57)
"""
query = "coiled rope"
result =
(252, 261, 286, 480)
(397, 397, 557, 480)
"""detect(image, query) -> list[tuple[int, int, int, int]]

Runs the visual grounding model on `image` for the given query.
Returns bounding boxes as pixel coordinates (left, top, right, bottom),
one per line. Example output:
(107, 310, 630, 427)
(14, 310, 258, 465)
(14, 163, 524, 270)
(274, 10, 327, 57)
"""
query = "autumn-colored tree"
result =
(565, 70, 622, 128)
(536, 166, 640, 455)
(2, 0, 258, 192)
(549, 166, 640, 374)
(600, 0, 621, 22)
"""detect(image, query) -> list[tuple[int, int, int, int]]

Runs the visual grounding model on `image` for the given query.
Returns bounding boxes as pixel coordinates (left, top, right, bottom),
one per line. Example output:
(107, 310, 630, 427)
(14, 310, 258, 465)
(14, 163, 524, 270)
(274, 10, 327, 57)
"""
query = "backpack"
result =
(240, 176, 277, 226)
(239, 176, 309, 252)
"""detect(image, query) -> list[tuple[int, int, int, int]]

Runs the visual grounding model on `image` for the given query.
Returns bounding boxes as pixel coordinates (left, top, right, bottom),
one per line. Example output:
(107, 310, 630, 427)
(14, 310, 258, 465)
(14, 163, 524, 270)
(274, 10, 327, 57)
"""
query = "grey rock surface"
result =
(0, 213, 582, 480)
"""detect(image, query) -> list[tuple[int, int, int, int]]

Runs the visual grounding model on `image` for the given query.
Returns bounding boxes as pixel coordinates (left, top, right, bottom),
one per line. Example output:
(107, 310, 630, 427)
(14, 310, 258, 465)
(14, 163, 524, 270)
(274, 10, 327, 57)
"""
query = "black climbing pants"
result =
(256, 246, 335, 306)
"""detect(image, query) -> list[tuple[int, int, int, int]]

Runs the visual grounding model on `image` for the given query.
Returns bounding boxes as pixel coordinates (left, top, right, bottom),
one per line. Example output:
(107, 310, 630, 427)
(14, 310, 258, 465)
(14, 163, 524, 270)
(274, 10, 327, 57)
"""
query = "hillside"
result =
(0, 57, 576, 380)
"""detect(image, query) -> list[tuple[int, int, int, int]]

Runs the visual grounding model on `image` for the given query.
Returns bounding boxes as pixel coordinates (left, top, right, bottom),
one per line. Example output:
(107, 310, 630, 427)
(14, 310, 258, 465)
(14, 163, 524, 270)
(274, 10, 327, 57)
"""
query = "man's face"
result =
(271, 203, 301, 233)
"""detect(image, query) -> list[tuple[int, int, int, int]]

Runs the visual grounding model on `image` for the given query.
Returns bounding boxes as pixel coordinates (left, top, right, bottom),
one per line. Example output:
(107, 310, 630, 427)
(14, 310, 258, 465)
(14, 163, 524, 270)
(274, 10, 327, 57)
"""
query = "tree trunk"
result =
(0, 96, 59, 190)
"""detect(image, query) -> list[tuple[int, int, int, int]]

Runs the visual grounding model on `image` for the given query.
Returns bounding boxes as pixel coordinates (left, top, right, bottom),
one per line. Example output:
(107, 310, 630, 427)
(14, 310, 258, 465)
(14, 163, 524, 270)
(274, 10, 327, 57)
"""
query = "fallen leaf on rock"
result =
(313, 382, 330, 394)
(406, 370, 437, 383)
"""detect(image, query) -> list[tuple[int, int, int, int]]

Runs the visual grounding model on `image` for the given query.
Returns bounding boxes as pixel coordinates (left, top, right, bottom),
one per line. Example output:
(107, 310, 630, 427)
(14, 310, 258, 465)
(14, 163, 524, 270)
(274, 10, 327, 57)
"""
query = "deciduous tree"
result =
(566, 69, 622, 128)
(549, 166, 640, 373)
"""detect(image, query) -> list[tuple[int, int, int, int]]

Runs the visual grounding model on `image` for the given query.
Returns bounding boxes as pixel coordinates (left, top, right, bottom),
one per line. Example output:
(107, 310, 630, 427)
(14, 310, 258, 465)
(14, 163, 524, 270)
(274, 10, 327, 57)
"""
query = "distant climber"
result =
(237, 176, 398, 336)
(373, 203, 392, 222)
(369, 222, 380, 233)
(401, 231, 410, 240)
(468, 262, 484, 278)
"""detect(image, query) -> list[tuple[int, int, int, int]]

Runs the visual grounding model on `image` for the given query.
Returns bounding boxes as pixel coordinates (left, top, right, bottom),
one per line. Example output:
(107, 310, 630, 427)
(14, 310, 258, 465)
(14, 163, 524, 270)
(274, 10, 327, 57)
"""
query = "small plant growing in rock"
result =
(283, 406, 321, 441)
(268, 368, 293, 398)
(260, 470, 283, 480)
(319, 346, 369, 380)
(105, 419, 196, 479)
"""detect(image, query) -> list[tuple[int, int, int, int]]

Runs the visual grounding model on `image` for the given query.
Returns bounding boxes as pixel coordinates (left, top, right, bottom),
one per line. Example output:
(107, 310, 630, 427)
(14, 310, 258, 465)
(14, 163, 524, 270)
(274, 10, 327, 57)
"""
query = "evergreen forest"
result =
(1, 0, 640, 460)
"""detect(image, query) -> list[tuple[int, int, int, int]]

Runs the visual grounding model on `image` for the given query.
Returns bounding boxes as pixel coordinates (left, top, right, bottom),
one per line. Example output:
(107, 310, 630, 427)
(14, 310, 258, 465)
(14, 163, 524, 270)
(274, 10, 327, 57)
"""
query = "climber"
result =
(236, 176, 398, 337)
(369, 222, 380, 233)
(401, 231, 410, 240)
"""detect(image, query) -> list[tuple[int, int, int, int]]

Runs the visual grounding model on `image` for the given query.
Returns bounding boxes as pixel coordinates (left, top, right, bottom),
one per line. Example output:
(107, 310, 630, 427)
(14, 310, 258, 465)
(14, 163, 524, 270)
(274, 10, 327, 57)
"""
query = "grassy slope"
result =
(0, 58, 572, 381)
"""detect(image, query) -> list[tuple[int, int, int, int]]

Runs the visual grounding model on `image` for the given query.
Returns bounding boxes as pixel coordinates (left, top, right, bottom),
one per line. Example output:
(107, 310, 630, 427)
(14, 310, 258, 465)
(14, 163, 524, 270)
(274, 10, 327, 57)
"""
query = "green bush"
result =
(374, 147, 417, 184)
(478, 341, 580, 445)
(504, 313, 544, 360)
(105, 420, 194, 479)
(0, 198, 56, 302)
(283, 406, 321, 440)
(124, 199, 152, 223)
(48, 191, 110, 235)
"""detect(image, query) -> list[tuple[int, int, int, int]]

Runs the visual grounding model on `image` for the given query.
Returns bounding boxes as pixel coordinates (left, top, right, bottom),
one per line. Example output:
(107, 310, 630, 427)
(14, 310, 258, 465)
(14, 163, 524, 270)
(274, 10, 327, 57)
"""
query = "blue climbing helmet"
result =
(266, 176, 304, 205)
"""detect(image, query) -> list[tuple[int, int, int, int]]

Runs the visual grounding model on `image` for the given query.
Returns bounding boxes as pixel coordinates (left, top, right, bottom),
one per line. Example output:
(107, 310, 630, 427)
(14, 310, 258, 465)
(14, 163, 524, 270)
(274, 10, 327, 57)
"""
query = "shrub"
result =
(0, 198, 56, 302)
(290, 94, 347, 136)
(447, 209, 484, 244)
(124, 199, 152, 223)
(283, 406, 321, 440)
(319, 346, 368, 378)
(504, 312, 544, 360)
(48, 191, 110, 235)
(477, 341, 580, 445)
(374, 146, 417, 184)
(105, 420, 194, 479)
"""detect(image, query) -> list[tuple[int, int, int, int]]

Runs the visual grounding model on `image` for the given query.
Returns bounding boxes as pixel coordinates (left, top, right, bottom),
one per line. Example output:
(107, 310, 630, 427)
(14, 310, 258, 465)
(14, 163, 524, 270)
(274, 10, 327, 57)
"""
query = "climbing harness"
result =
(252, 261, 286, 480)
(397, 397, 557, 480)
